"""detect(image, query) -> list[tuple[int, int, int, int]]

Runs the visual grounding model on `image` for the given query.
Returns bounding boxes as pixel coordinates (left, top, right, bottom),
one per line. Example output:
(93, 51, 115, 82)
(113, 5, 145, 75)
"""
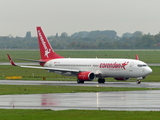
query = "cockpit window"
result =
(137, 64, 147, 67)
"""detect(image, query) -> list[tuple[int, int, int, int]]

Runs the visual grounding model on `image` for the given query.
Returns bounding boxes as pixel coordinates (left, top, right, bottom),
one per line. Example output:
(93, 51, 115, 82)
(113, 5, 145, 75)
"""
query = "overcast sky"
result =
(0, 0, 160, 37)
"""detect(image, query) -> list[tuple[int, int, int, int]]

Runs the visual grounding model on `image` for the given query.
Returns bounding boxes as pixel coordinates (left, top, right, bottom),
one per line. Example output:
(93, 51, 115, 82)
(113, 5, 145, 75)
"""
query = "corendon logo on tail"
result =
(99, 62, 129, 70)
(38, 30, 51, 58)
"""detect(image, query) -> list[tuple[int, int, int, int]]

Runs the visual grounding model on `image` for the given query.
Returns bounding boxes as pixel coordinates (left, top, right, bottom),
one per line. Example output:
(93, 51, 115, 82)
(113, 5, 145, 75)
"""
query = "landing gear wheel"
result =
(98, 78, 105, 84)
(136, 80, 141, 84)
(77, 79, 84, 84)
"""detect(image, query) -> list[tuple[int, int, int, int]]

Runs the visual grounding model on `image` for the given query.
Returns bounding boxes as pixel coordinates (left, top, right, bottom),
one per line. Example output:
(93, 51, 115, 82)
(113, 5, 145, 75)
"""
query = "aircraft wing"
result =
(7, 54, 45, 64)
(20, 65, 80, 73)
(16, 58, 46, 63)
(7, 54, 101, 76)
(7, 54, 80, 73)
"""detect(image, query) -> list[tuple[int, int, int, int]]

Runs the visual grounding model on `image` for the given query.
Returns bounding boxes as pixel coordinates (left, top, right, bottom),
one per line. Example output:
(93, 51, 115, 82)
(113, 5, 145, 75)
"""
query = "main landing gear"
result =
(77, 78, 105, 84)
(98, 78, 105, 83)
(77, 79, 84, 84)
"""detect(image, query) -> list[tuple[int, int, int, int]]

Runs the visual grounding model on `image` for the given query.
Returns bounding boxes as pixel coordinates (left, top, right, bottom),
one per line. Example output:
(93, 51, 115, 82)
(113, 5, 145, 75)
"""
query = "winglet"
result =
(135, 54, 139, 60)
(7, 54, 17, 66)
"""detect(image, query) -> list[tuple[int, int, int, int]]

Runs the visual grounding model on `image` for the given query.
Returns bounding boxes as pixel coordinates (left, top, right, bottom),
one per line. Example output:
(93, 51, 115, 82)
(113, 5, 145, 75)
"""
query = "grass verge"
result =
(0, 109, 160, 120)
(2, 50, 160, 63)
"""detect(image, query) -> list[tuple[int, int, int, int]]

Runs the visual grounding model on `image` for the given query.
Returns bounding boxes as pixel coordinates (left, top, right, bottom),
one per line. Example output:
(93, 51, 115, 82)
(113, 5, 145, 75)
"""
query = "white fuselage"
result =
(44, 58, 152, 78)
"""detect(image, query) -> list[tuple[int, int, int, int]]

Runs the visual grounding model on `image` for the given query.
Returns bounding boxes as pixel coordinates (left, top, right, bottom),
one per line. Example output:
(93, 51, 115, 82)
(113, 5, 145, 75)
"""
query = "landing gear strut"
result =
(77, 79, 84, 84)
(98, 78, 105, 83)
(136, 80, 141, 84)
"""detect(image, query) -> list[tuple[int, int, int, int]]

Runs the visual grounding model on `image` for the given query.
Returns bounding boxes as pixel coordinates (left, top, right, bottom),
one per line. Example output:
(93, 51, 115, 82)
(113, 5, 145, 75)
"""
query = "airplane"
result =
(7, 27, 152, 84)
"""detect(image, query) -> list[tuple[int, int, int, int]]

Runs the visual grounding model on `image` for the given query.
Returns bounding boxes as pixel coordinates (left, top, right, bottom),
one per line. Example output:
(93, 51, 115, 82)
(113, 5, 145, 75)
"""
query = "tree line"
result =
(0, 30, 160, 49)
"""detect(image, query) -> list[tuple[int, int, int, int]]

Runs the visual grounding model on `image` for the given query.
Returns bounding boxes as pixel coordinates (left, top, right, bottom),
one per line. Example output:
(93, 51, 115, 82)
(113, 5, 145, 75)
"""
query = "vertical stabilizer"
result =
(37, 27, 64, 60)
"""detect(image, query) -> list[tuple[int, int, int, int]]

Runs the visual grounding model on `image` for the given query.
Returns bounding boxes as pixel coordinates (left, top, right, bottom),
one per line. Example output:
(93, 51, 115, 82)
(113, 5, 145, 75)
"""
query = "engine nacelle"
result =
(77, 71, 95, 81)
(114, 78, 130, 81)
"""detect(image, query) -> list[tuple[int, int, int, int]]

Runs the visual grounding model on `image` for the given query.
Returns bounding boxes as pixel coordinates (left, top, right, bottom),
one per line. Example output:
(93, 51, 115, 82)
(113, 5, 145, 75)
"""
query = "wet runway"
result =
(1, 80, 160, 111)
(0, 80, 160, 88)
(0, 91, 160, 111)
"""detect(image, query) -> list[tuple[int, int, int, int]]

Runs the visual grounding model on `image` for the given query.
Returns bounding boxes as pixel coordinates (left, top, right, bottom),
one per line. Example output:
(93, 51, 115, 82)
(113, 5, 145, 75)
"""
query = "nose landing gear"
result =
(136, 79, 141, 84)
(136, 77, 144, 84)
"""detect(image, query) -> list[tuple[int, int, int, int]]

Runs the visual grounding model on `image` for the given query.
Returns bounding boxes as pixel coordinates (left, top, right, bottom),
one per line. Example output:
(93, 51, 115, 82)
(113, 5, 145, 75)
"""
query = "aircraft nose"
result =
(145, 67, 152, 75)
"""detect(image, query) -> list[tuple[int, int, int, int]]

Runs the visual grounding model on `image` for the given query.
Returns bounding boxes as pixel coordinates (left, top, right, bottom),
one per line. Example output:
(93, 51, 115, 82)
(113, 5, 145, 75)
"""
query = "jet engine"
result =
(114, 78, 130, 81)
(77, 71, 95, 81)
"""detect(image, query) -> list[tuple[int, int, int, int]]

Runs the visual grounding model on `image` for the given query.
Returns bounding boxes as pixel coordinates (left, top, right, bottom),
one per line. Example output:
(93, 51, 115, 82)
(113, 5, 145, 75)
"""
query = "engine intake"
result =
(77, 71, 95, 81)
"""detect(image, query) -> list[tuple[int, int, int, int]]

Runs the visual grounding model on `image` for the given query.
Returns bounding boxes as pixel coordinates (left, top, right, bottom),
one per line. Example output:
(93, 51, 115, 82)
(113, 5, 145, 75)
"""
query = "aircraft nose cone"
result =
(146, 67, 152, 75)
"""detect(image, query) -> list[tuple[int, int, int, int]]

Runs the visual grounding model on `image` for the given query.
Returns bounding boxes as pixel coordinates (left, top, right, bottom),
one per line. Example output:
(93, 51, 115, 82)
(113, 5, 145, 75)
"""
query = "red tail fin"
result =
(37, 27, 64, 60)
